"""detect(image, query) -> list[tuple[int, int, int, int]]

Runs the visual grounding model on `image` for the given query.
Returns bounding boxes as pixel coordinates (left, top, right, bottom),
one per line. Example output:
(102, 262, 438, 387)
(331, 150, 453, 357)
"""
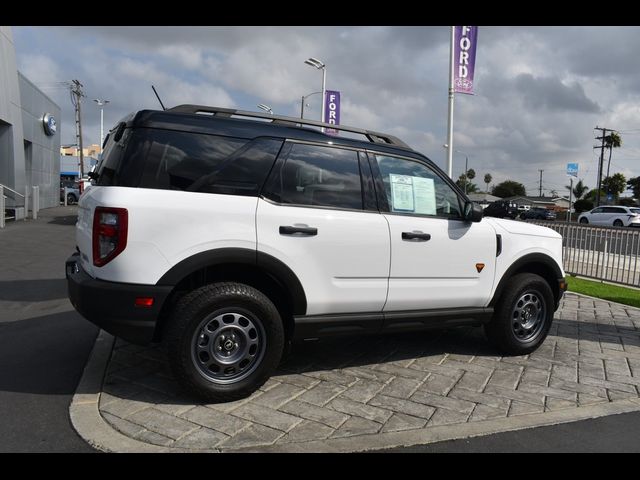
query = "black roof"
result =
(125, 104, 420, 158)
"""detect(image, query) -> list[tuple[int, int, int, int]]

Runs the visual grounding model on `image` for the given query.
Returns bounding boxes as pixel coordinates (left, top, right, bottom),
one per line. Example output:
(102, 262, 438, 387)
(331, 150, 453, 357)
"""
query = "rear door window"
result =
(263, 143, 364, 210)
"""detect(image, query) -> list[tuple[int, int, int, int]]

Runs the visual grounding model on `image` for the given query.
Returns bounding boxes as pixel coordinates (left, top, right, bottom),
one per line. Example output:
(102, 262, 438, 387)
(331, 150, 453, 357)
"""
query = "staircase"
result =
(1, 184, 34, 228)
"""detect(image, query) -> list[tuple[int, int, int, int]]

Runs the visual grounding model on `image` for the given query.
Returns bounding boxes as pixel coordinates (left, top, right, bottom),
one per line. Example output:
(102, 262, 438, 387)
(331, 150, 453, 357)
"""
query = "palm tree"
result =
(605, 132, 622, 180)
(565, 179, 588, 200)
(484, 173, 492, 193)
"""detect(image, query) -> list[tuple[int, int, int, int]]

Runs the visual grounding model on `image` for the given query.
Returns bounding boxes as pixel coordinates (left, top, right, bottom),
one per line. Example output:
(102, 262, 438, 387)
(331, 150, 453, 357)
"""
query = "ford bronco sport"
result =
(66, 105, 566, 401)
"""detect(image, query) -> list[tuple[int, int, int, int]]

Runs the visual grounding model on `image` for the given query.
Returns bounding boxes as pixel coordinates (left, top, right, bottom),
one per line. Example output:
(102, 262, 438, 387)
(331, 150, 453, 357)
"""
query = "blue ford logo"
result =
(43, 113, 57, 136)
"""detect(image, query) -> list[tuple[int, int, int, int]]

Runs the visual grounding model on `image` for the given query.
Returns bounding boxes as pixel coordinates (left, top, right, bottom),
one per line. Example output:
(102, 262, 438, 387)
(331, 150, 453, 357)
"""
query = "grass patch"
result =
(567, 276, 640, 308)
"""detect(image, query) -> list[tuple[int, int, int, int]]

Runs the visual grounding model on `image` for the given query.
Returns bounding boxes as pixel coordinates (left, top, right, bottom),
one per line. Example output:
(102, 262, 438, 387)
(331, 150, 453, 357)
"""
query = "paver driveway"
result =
(93, 293, 640, 451)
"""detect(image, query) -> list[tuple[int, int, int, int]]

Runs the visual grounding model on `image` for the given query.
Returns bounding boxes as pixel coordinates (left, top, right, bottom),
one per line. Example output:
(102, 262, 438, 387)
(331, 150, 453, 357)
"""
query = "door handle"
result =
(402, 231, 431, 241)
(279, 225, 318, 236)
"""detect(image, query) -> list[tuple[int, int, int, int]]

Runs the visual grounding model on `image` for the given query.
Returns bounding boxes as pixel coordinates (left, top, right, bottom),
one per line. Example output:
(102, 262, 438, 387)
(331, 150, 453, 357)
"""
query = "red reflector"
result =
(98, 224, 118, 237)
(134, 297, 154, 307)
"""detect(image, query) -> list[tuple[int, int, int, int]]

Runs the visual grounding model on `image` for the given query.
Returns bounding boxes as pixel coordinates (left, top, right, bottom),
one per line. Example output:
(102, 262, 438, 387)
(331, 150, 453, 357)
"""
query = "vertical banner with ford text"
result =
(454, 26, 478, 95)
(324, 90, 340, 135)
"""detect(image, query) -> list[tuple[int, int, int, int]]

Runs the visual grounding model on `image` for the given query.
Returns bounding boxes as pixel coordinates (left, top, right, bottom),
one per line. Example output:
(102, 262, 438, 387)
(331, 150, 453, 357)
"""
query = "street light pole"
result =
(304, 58, 327, 131)
(300, 91, 322, 119)
(94, 99, 110, 154)
(464, 156, 468, 194)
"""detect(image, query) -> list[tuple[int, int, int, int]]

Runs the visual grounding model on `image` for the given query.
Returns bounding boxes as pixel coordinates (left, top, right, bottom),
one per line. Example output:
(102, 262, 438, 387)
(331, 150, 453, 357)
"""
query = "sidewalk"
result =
(72, 292, 640, 452)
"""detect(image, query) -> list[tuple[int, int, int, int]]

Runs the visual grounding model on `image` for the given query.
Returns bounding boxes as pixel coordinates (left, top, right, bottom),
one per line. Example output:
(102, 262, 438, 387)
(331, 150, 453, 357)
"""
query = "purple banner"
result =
(324, 90, 340, 135)
(454, 26, 478, 95)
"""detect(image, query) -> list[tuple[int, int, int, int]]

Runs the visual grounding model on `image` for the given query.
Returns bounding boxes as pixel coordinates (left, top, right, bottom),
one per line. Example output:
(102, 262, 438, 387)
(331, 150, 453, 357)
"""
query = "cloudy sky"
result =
(12, 26, 640, 196)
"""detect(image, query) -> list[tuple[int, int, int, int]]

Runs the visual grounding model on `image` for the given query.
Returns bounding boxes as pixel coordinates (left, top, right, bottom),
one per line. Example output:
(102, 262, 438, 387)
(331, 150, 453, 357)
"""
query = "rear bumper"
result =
(66, 252, 172, 344)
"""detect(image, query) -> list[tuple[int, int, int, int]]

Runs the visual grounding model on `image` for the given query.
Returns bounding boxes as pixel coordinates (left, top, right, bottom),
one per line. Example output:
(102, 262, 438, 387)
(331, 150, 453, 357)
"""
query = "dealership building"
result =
(1, 26, 61, 215)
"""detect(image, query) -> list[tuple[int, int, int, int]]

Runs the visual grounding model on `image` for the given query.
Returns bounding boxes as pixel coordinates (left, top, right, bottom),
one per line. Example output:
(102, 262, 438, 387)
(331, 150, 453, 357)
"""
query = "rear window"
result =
(97, 127, 283, 196)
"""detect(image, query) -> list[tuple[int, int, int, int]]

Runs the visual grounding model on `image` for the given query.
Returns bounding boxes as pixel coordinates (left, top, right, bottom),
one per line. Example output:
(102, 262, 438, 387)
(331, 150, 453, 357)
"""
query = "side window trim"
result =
(358, 151, 379, 212)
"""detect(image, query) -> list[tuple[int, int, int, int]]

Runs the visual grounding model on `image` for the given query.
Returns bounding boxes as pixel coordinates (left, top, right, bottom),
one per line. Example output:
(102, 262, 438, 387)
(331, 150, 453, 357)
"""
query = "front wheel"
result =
(579, 217, 588, 224)
(484, 273, 554, 355)
(67, 193, 76, 205)
(164, 282, 284, 402)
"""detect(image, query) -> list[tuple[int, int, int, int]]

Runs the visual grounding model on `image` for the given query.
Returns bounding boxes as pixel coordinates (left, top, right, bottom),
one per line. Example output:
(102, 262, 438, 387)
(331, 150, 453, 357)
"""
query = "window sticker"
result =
(390, 174, 436, 215)
(390, 174, 415, 212)
(413, 177, 436, 215)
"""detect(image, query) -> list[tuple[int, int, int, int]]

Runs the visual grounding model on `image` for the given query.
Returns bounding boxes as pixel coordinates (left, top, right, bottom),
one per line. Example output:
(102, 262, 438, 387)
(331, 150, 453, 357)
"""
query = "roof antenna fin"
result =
(152, 85, 166, 110)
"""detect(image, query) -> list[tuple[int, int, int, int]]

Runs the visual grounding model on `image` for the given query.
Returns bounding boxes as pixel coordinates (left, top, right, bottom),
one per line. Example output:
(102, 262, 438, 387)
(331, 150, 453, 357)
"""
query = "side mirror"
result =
(464, 200, 483, 222)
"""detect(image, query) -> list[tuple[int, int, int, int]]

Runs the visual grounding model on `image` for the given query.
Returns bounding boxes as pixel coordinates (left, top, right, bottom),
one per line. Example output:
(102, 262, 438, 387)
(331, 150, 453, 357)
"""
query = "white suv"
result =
(66, 105, 566, 401)
(578, 206, 640, 227)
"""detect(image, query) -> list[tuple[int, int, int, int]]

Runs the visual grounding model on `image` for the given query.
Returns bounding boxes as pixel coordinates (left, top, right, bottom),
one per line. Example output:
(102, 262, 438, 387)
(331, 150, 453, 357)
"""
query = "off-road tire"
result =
(484, 273, 554, 355)
(164, 282, 284, 402)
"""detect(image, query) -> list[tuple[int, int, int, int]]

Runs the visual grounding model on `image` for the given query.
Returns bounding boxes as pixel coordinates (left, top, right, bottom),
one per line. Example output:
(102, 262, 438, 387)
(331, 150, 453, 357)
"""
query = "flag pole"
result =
(446, 26, 455, 179)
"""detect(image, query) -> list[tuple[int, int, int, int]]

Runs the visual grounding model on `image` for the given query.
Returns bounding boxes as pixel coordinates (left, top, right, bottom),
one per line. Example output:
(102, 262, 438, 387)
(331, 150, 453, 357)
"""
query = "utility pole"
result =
(71, 80, 86, 177)
(539, 169, 544, 197)
(464, 156, 468, 194)
(594, 126, 613, 207)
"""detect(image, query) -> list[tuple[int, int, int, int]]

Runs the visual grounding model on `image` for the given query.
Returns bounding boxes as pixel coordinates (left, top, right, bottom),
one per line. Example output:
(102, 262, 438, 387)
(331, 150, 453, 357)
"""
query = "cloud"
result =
(11, 26, 640, 195)
(515, 74, 600, 113)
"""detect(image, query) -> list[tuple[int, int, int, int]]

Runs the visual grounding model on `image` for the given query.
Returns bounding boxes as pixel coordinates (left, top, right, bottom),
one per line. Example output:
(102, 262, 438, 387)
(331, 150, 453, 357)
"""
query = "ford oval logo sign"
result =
(42, 113, 57, 136)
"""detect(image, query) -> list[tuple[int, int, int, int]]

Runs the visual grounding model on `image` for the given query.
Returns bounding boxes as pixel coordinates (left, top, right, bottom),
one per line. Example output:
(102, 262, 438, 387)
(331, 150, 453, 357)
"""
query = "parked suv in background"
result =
(520, 207, 556, 221)
(60, 180, 80, 205)
(578, 206, 640, 227)
(66, 105, 566, 401)
(483, 200, 518, 219)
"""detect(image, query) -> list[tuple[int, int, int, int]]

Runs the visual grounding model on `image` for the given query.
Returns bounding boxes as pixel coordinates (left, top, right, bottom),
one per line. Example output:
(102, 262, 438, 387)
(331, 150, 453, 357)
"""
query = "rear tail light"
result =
(93, 207, 128, 267)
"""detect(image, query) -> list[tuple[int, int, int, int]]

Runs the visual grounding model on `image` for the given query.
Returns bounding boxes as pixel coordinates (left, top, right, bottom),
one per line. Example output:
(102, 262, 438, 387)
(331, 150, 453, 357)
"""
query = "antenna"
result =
(151, 85, 166, 110)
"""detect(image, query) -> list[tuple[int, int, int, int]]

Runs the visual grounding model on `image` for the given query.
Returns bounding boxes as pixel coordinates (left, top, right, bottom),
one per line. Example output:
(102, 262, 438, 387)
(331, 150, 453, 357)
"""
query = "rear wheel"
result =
(613, 219, 623, 227)
(485, 273, 554, 355)
(164, 282, 284, 402)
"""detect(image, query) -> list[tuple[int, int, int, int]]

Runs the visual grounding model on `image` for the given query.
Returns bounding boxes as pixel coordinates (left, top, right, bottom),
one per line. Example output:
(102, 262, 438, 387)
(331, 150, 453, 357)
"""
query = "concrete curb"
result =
(70, 330, 182, 453)
(71, 328, 640, 453)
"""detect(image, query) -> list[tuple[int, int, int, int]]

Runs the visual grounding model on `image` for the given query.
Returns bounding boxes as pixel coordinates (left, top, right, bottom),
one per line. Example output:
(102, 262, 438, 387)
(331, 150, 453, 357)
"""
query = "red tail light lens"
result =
(93, 207, 128, 267)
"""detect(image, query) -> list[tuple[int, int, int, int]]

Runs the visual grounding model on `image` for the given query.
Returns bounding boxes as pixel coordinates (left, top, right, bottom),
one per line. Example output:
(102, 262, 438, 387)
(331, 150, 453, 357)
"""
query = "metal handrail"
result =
(0, 183, 25, 199)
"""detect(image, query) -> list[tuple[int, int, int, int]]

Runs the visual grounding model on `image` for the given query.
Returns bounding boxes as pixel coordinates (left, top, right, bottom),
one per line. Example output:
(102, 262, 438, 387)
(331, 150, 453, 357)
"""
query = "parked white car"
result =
(578, 206, 640, 227)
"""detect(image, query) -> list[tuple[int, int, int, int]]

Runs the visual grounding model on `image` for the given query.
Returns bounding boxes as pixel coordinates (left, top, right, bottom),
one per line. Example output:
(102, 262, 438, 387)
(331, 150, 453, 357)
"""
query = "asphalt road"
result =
(0, 207, 98, 452)
(378, 410, 640, 452)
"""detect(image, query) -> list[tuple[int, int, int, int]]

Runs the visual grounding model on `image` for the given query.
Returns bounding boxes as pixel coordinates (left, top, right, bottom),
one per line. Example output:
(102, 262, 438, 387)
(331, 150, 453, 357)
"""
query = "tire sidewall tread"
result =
(485, 273, 554, 355)
(164, 282, 284, 402)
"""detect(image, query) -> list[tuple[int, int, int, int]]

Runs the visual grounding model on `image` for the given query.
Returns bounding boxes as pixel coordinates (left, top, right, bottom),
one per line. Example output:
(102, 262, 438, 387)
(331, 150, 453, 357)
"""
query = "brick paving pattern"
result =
(98, 293, 640, 450)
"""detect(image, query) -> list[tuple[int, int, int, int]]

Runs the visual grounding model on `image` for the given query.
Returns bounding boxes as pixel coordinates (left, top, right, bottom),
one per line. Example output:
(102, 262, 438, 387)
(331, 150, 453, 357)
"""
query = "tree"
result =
(585, 188, 604, 203)
(628, 176, 640, 199)
(466, 169, 476, 181)
(483, 173, 492, 193)
(602, 173, 627, 200)
(574, 199, 594, 214)
(456, 174, 479, 193)
(604, 132, 622, 179)
(550, 189, 558, 197)
(565, 179, 588, 200)
(492, 180, 526, 198)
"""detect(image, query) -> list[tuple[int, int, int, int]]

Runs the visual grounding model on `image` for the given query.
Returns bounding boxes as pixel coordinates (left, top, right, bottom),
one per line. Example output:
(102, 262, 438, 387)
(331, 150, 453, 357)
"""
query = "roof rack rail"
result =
(167, 104, 412, 150)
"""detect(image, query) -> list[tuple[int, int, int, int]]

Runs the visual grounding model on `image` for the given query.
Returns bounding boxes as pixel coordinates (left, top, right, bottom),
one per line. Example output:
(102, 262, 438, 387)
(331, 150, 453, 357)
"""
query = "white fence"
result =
(528, 220, 640, 287)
